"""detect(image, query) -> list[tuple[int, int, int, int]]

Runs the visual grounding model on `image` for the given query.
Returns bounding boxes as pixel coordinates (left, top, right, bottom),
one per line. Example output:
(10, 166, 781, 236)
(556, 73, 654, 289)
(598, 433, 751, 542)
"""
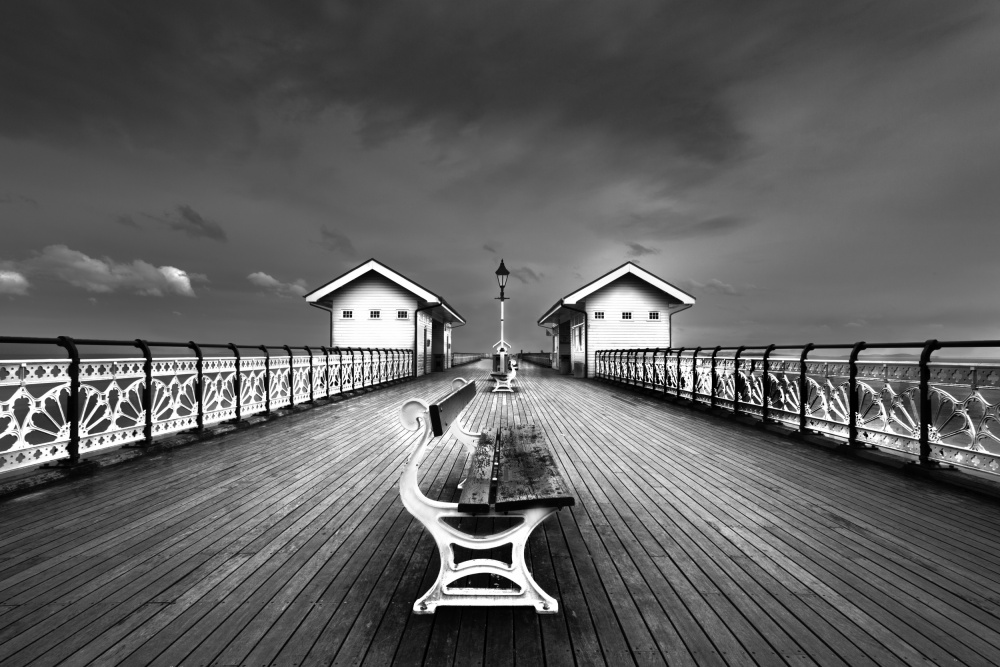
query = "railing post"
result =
(228, 343, 242, 422)
(304, 345, 314, 403)
(675, 347, 684, 398)
(56, 336, 81, 465)
(135, 339, 154, 446)
(335, 347, 343, 394)
(799, 343, 815, 435)
(660, 349, 669, 397)
(919, 339, 942, 467)
(284, 345, 294, 408)
(349, 348, 356, 392)
(761, 344, 776, 424)
(641, 349, 649, 387)
(321, 345, 331, 397)
(733, 346, 746, 415)
(710, 346, 721, 408)
(848, 341, 867, 447)
(189, 341, 205, 432)
(692, 347, 701, 403)
(376, 348, 384, 384)
(260, 345, 271, 414)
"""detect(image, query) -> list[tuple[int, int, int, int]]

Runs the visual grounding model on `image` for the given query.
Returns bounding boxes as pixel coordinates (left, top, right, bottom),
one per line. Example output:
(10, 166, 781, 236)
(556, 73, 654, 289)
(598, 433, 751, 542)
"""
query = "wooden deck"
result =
(3, 361, 1000, 666)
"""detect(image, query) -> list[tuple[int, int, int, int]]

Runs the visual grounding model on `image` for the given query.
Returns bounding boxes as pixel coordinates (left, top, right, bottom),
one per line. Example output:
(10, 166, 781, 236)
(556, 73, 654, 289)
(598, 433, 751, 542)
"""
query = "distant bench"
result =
(489, 363, 517, 393)
(398, 378, 574, 614)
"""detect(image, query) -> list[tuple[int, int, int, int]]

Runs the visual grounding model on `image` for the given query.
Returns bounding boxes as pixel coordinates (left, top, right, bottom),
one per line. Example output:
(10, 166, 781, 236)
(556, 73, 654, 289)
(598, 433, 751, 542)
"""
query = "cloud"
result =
(115, 214, 140, 228)
(683, 278, 741, 296)
(146, 205, 227, 241)
(20, 245, 196, 296)
(247, 271, 308, 297)
(617, 212, 751, 241)
(0, 194, 38, 208)
(3, 2, 983, 162)
(483, 244, 498, 253)
(845, 320, 868, 328)
(0, 270, 30, 295)
(510, 266, 542, 284)
(625, 242, 659, 257)
(319, 226, 357, 256)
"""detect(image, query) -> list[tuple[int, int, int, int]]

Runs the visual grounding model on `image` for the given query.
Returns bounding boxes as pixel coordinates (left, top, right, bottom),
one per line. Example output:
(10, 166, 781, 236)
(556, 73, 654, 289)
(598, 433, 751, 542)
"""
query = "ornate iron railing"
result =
(520, 353, 551, 367)
(451, 353, 486, 366)
(0, 336, 413, 474)
(596, 340, 1000, 477)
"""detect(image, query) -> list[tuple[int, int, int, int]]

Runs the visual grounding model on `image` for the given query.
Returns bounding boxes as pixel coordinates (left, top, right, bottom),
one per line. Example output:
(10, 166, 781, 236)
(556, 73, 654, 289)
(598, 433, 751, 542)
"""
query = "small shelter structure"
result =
(304, 258, 465, 376)
(537, 261, 695, 378)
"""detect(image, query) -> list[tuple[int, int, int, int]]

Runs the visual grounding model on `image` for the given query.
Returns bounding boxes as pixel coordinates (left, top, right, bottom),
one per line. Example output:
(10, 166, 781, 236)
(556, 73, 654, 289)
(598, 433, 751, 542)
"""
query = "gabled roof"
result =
(304, 258, 465, 324)
(538, 261, 695, 325)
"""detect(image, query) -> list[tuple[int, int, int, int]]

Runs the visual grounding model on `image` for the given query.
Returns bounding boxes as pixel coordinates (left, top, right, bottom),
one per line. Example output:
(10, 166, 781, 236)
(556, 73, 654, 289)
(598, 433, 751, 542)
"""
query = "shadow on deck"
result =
(2, 361, 1000, 666)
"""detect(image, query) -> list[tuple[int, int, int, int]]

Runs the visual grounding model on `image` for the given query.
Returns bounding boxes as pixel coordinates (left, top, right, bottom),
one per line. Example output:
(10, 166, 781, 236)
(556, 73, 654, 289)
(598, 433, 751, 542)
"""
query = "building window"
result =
(342, 310, 353, 319)
(397, 310, 409, 319)
(370, 310, 381, 319)
(622, 312, 632, 320)
(594, 311, 605, 319)
(648, 311, 660, 320)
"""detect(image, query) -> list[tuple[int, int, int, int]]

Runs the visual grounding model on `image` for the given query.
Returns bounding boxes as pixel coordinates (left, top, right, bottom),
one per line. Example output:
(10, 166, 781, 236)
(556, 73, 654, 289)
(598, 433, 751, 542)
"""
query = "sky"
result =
(2, 1, 999, 359)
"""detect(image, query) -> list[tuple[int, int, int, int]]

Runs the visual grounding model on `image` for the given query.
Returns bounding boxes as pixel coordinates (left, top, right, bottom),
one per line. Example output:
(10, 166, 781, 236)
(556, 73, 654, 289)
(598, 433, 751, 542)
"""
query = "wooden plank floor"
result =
(3, 361, 1000, 665)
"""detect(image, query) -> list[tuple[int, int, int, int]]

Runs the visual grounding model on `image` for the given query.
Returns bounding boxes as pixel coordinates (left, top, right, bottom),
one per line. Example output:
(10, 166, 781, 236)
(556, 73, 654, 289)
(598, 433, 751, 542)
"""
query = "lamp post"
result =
(495, 260, 510, 372)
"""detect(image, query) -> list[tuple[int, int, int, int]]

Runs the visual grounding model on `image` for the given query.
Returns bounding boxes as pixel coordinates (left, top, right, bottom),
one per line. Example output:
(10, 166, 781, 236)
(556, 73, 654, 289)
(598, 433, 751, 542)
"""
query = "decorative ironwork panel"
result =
(149, 357, 198, 438)
(315, 356, 332, 398)
(694, 357, 713, 404)
(269, 357, 292, 409)
(652, 352, 666, 389)
(291, 356, 311, 403)
(714, 357, 736, 409)
(0, 360, 72, 471)
(240, 357, 267, 415)
(767, 360, 801, 425)
(77, 359, 146, 453)
(678, 357, 694, 399)
(203, 357, 237, 424)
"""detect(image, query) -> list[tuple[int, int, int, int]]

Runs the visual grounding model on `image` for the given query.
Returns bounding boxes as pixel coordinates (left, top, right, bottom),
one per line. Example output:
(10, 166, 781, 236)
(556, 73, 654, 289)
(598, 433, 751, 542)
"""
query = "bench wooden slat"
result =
(429, 381, 477, 436)
(495, 425, 575, 512)
(457, 432, 496, 515)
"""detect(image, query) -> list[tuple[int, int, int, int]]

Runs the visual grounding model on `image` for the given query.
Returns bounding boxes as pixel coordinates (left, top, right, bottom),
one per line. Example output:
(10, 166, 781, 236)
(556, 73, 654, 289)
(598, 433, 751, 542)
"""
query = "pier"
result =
(3, 360, 1000, 665)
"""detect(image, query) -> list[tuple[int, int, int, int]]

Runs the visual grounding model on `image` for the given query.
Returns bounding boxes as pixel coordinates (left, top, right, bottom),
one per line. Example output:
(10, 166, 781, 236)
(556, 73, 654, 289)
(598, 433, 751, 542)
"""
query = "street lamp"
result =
(495, 260, 510, 372)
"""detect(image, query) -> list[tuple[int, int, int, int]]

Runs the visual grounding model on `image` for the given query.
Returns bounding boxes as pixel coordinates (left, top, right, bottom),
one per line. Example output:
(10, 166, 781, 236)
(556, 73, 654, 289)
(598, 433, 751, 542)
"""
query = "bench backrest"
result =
(429, 380, 477, 436)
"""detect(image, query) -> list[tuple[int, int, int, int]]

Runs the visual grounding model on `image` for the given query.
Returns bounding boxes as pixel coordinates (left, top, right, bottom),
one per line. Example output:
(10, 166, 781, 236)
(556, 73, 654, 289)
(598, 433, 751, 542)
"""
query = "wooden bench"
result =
(490, 363, 517, 393)
(398, 378, 575, 614)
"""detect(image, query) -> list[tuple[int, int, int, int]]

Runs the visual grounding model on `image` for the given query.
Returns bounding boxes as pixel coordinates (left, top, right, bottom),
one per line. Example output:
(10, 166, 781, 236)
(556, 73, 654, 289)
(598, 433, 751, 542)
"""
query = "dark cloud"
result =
(0, 194, 39, 208)
(483, 244, 498, 253)
(319, 226, 357, 256)
(145, 205, 227, 241)
(625, 242, 659, 257)
(2, 1, 985, 163)
(115, 214, 140, 229)
(511, 266, 542, 284)
(616, 212, 751, 241)
(683, 278, 742, 296)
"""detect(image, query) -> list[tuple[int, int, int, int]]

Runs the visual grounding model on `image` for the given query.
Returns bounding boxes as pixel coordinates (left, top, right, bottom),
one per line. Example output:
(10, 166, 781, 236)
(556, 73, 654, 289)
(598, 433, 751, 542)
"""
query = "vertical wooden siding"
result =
(328, 274, 419, 350)
(585, 274, 674, 376)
